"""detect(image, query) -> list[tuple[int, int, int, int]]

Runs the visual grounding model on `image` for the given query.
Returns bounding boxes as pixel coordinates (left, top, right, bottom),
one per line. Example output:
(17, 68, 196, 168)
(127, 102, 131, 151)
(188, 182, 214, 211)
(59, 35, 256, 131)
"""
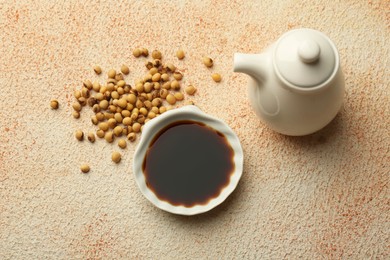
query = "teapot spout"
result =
(233, 53, 267, 83)
(234, 52, 280, 117)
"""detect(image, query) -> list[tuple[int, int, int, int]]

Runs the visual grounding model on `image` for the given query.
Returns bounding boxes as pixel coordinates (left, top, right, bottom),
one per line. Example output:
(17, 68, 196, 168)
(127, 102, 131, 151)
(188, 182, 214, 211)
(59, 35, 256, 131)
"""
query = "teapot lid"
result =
(273, 29, 338, 88)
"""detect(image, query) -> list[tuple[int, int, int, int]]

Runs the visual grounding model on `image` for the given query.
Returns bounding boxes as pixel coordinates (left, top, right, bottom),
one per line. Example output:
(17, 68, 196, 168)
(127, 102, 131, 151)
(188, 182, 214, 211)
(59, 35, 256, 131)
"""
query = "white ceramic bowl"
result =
(133, 105, 244, 215)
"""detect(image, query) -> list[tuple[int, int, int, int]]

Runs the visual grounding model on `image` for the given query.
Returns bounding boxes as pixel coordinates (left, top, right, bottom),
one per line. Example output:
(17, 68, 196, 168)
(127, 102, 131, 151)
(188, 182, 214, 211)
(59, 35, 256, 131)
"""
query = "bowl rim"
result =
(133, 105, 244, 215)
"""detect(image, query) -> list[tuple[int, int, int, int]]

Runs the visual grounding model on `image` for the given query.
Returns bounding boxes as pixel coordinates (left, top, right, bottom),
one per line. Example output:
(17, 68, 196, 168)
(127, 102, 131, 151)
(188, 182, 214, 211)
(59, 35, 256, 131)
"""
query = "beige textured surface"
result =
(0, 0, 389, 259)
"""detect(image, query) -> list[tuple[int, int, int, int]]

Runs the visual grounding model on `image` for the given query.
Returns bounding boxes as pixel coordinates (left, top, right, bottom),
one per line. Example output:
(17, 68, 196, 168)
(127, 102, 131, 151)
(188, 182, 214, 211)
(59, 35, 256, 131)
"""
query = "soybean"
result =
(93, 66, 102, 75)
(75, 130, 84, 141)
(118, 98, 127, 109)
(174, 92, 184, 101)
(107, 118, 117, 129)
(91, 115, 98, 125)
(202, 57, 213, 67)
(118, 139, 127, 149)
(173, 72, 183, 80)
(159, 106, 167, 114)
(132, 122, 141, 133)
(166, 94, 176, 105)
(127, 132, 136, 142)
(80, 164, 90, 173)
(50, 100, 59, 109)
(87, 97, 97, 107)
(108, 69, 116, 79)
(83, 80, 93, 89)
(122, 117, 132, 126)
(74, 90, 81, 99)
(111, 151, 121, 163)
(72, 111, 80, 119)
(81, 87, 90, 98)
(152, 73, 161, 82)
(96, 112, 105, 121)
(152, 50, 162, 59)
(171, 80, 180, 90)
(121, 65, 130, 75)
(92, 81, 100, 92)
(87, 132, 95, 143)
(212, 73, 222, 82)
(114, 113, 123, 123)
(99, 100, 109, 110)
(185, 85, 196, 95)
(98, 122, 109, 131)
(133, 48, 142, 57)
(113, 126, 123, 137)
(72, 102, 82, 112)
(141, 48, 149, 57)
(78, 97, 87, 106)
(96, 129, 105, 138)
(121, 110, 131, 117)
(105, 131, 114, 143)
(176, 50, 185, 60)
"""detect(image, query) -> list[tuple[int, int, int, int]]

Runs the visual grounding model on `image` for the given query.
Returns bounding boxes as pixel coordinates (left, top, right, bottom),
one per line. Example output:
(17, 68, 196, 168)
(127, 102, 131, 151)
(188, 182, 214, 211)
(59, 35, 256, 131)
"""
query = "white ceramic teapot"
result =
(234, 28, 345, 136)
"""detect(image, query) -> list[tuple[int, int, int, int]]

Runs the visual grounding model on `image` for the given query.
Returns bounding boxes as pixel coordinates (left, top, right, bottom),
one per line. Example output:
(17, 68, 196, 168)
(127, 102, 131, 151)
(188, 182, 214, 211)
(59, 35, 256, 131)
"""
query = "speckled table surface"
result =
(0, 0, 389, 259)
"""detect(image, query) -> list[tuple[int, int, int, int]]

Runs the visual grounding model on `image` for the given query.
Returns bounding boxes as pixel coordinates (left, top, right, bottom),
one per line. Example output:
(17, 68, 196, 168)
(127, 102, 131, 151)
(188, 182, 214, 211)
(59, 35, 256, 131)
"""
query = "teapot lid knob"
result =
(298, 40, 321, 63)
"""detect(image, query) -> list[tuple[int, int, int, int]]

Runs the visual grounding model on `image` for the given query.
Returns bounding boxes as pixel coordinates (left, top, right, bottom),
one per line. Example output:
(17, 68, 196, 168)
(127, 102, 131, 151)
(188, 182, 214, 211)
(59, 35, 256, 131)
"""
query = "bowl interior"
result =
(133, 106, 243, 215)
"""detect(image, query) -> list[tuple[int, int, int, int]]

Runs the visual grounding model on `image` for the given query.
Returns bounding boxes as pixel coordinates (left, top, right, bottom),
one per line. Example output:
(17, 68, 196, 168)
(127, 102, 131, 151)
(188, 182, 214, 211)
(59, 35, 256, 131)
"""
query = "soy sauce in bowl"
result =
(142, 120, 235, 207)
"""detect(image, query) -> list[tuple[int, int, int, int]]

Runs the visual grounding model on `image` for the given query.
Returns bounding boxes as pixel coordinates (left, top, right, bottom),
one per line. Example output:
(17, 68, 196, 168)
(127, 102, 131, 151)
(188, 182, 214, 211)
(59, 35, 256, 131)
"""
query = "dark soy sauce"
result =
(142, 120, 235, 207)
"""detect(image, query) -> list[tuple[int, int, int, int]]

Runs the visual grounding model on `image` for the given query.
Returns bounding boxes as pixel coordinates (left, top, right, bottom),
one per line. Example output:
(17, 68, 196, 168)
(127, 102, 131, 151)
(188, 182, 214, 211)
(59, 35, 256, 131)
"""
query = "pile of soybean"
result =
(56, 49, 221, 173)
